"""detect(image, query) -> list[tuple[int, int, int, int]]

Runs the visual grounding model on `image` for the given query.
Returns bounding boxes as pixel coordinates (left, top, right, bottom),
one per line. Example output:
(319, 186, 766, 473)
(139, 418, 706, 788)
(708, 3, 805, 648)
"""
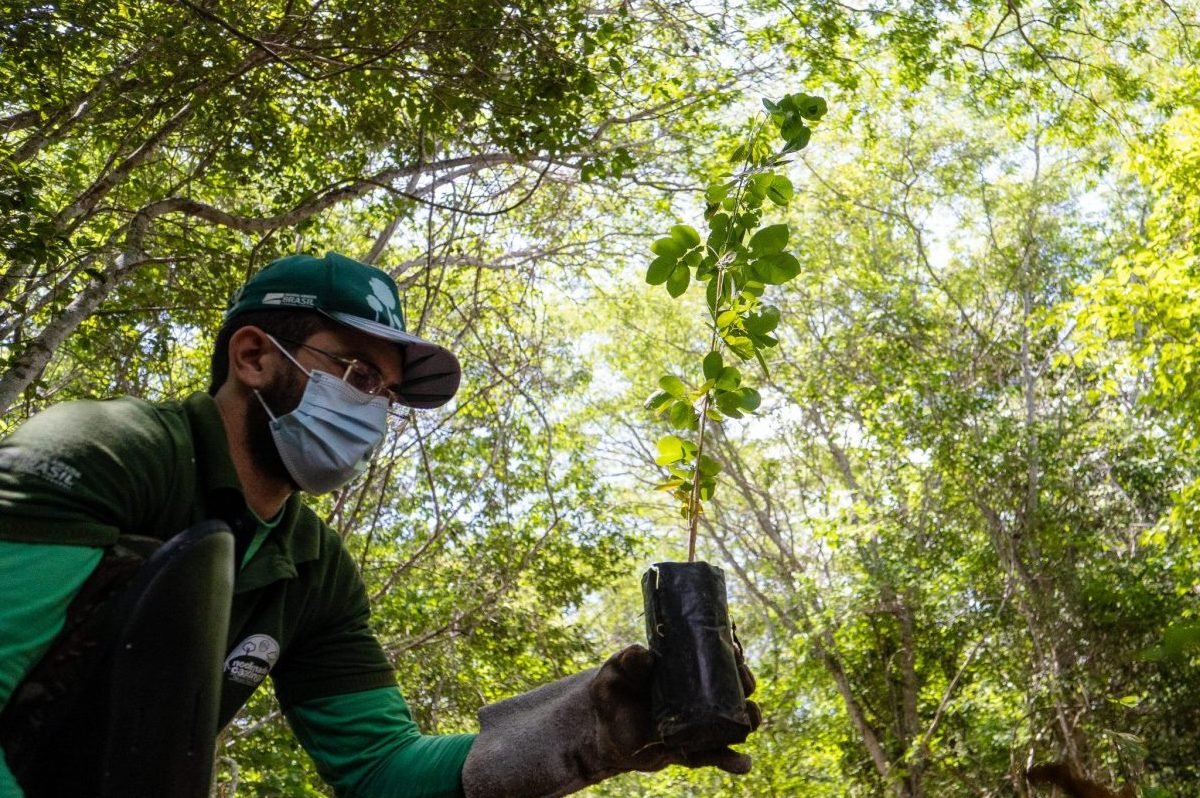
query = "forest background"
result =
(2, 0, 1200, 795)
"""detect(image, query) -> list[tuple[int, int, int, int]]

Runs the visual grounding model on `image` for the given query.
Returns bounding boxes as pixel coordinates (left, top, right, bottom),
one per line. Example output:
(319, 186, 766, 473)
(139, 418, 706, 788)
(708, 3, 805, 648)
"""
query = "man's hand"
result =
(461, 643, 762, 798)
(590, 643, 762, 775)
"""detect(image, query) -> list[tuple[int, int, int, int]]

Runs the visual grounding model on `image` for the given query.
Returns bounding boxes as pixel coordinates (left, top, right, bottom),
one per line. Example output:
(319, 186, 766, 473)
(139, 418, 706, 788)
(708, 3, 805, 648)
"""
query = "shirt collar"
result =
(181, 392, 321, 578)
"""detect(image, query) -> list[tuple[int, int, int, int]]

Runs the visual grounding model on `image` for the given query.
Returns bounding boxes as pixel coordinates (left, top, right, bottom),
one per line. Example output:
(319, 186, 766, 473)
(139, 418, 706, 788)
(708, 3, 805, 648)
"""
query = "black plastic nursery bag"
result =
(641, 560, 752, 750)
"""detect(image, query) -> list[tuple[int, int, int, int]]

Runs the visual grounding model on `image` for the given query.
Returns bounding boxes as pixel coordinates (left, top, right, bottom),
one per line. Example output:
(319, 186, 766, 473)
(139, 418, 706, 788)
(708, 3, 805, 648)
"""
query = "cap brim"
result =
(326, 311, 461, 409)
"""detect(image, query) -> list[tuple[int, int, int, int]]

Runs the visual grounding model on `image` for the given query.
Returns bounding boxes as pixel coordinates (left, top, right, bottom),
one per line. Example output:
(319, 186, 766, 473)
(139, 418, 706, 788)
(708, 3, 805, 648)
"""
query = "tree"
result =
(580, 4, 1200, 787)
(8, 0, 1200, 795)
(0, 0, 740, 417)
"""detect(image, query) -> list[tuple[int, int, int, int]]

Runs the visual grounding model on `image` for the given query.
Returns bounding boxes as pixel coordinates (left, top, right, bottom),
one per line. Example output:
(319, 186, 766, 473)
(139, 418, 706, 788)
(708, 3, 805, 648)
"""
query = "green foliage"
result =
(588, 14, 1200, 785)
(642, 92, 825, 549)
(8, 0, 1200, 794)
(0, 0, 687, 417)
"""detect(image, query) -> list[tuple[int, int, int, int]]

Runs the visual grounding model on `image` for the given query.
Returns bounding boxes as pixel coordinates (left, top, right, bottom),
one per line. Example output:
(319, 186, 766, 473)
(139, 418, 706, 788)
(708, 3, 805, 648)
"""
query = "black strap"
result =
(0, 522, 235, 797)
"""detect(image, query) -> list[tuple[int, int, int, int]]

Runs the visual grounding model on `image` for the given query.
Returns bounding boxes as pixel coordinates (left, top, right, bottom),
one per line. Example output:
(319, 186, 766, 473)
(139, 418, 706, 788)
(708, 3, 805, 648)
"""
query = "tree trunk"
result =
(0, 253, 140, 415)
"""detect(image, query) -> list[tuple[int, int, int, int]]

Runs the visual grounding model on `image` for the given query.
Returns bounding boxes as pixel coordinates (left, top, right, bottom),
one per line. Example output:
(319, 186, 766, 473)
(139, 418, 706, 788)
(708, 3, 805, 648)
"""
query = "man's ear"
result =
(227, 326, 278, 390)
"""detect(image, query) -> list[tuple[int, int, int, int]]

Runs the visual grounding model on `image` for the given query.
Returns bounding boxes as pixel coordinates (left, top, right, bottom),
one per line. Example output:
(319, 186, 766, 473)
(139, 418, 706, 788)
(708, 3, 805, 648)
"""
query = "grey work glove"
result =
(461, 644, 762, 798)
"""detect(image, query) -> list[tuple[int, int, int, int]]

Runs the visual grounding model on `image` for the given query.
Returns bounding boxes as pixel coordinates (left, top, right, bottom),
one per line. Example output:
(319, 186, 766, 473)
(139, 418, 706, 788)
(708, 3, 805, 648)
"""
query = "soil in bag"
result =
(642, 560, 752, 750)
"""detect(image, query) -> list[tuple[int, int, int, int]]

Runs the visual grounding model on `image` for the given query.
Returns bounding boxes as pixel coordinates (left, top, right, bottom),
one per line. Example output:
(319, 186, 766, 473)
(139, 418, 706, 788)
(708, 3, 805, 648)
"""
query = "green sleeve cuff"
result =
(286, 686, 476, 798)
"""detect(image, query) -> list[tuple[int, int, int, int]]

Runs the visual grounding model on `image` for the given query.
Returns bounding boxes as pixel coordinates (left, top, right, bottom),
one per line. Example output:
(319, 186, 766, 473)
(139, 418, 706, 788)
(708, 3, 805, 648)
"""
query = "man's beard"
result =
(245, 365, 306, 489)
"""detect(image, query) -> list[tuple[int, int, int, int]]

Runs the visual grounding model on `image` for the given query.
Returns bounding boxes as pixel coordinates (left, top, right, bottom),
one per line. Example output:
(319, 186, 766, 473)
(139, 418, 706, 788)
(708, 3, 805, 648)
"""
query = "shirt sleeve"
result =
(0, 398, 181, 545)
(268, 528, 398, 706)
(285, 686, 477, 798)
(0, 541, 105, 798)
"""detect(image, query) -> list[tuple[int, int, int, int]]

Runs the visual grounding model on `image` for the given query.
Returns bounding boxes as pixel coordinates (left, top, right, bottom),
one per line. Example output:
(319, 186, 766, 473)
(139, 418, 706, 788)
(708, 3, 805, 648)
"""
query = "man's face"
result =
(245, 324, 405, 489)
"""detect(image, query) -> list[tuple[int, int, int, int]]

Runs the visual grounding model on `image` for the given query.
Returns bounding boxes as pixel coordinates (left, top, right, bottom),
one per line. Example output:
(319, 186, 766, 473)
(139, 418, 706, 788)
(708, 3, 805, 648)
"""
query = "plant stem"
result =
(686, 258, 730, 561)
(685, 117, 766, 561)
(687, 389, 712, 561)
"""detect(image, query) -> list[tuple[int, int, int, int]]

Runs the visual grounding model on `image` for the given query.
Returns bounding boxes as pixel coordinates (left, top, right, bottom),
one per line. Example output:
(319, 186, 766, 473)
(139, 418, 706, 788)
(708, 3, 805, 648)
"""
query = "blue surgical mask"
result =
(256, 341, 390, 494)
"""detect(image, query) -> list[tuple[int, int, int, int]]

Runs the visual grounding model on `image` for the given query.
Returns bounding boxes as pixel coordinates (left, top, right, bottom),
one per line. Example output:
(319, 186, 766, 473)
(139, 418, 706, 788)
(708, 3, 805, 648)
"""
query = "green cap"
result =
(226, 252, 461, 408)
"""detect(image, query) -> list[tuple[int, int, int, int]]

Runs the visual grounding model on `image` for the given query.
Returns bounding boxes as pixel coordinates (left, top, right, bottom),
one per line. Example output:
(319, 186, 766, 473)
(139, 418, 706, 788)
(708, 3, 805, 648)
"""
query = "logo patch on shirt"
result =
(0, 450, 81, 489)
(261, 292, 317, 307)
(224, 634, 281, 688)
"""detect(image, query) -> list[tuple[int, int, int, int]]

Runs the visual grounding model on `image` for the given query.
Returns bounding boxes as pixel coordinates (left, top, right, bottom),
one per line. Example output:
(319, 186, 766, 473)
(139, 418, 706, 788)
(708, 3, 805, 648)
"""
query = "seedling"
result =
(640, 92, 825, 749)
(643, 92, 826, 559)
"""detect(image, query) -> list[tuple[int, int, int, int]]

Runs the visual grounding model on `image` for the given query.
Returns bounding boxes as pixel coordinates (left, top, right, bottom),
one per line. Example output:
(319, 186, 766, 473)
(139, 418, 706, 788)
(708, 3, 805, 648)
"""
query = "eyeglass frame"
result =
(270, 334, 401, 406)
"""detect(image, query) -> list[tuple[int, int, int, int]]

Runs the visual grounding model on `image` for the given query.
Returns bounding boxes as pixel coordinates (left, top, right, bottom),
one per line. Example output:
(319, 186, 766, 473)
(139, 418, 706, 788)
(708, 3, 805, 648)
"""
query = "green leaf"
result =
(651, 237, 686, 257)
(779, 93, 803, 113)
(744, 305, 781, 335)
(666, 262, 691, 297)
(755, 251, 801, 284)
(698, 477, 716, 500)
(716, 309, 739, 328)
(799, 95, 827, 120)
(643, 390, 673, 411)
(767, 175, 793, 206)
(669, 465, 694, 480)
(703, 351, 723, 380)
(748, 172, 773, 199)
(669, 400, 694, 429)
(738, 387, 762, 411)
(705, 182, 730, 204)
(784, 124, 812, 151)
(753, 347, 771, 378)
(716, 366, 742, 390)
(716, 391, 744, 417)
(655, 435, 685, 465)
(646, 255, 676, 285)
(749, 224, 789, 256)
(659, 374, 688, 397)
(749, 331, 779, 349)
(708, 211, 731, 240)
(670, 224, 701, 248)
(697, 454, 723, 476)
(724, 334, 756, 360)
(707, 276, 731, 312)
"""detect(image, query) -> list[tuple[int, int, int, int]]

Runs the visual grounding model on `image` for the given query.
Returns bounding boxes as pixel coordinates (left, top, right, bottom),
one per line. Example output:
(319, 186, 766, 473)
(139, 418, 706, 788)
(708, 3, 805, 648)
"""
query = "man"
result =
(0, 252, 759, 797)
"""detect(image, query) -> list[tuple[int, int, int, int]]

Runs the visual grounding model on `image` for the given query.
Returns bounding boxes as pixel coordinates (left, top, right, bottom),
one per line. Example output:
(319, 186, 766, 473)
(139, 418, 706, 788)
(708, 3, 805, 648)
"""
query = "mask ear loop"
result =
(264, 334, 313, 376)
(253, 389, 279, 422)
(256, 334, 312, 422)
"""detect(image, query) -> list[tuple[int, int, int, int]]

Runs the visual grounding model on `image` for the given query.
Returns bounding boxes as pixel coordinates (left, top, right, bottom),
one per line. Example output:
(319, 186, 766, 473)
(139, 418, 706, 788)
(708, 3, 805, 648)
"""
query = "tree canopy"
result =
(4, 0, 1200, 796)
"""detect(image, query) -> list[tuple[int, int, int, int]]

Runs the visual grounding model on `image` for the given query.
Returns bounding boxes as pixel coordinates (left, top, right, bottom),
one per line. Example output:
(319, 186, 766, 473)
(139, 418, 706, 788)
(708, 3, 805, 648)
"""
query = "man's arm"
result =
(285, 686, 475, 798)
(269, 530, 472, 797)
(285, 646, 759, 798)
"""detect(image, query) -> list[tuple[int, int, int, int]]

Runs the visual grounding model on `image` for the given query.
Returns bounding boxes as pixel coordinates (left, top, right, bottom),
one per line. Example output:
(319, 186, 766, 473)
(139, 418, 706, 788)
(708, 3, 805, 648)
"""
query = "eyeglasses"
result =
(273, 336, 400, 405)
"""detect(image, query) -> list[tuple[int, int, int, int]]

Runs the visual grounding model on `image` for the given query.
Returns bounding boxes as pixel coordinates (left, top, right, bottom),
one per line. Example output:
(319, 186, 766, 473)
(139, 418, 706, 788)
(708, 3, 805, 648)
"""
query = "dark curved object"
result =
(1, 520, 234, 797)
(97, 519, 234, 797)
(641, 561, 752, 750)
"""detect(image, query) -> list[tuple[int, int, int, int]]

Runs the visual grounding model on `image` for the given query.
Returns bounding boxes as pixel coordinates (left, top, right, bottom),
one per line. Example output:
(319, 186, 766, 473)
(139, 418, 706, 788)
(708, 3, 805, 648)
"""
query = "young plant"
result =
(643, 92, 826, 561)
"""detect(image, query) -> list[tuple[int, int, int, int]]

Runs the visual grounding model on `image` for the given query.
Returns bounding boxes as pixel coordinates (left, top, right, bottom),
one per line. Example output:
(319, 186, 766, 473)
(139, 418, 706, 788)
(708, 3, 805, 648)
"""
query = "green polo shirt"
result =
(0, 392, 396, 716)
(0, 392, 474, 796)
